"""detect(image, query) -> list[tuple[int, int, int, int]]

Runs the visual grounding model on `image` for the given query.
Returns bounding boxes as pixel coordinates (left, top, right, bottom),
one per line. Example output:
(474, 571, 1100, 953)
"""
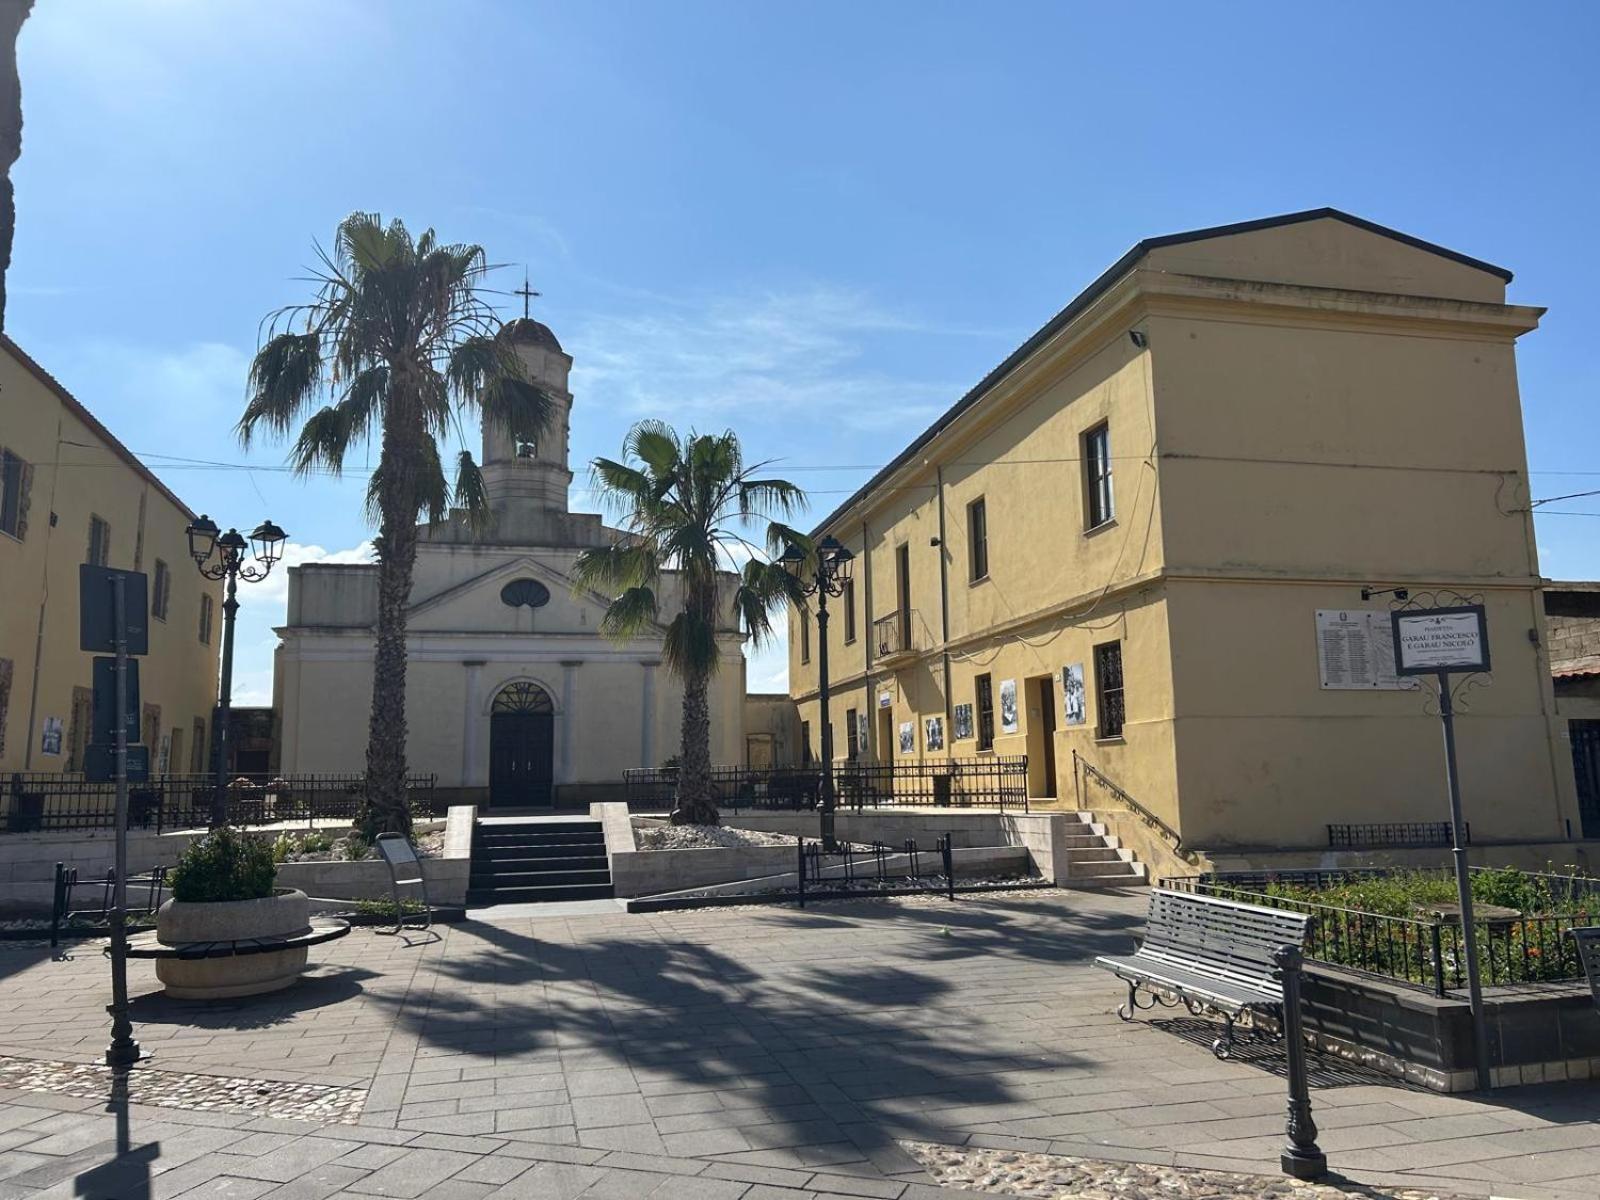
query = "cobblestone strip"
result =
(0, 1053, 366, 1123)
(901, 1140, 1463, 1200)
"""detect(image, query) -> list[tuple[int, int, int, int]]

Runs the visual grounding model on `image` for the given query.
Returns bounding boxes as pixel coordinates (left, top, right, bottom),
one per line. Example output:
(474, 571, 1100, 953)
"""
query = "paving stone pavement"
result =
(0, 889, 1597, 1199)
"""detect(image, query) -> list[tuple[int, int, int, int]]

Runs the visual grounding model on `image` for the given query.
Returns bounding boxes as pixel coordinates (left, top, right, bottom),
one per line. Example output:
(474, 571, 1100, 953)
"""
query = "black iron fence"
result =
(796, 834, 955, 907)
(1168, 875, 1593, 995)
(4, 772, 441, 835)
(623, 756, 1029, 813)
(1328, 821, 1463, 849)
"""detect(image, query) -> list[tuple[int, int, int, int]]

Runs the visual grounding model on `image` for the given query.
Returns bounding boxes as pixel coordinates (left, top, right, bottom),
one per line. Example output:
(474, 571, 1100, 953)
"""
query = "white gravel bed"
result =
(904, 1140, 1459, 1199)
(633, 822, 804, 850)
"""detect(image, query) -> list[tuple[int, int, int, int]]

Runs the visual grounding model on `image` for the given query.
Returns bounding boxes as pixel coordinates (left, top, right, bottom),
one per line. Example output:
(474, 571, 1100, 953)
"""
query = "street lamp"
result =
(186, 514, 287, 824)
(781, 534, 854, 850)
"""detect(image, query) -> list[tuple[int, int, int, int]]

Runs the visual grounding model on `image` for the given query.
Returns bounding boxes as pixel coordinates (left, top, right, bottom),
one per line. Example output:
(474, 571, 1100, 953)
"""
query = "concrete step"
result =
(472, 867, 612, 888)
(1058, 847, 1127, 864)
(478, 840, 605, 860)
(466, 882, 616, 904)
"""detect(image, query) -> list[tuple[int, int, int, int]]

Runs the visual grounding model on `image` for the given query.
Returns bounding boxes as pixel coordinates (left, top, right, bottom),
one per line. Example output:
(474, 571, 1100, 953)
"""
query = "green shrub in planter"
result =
(169, 826, 277, 903)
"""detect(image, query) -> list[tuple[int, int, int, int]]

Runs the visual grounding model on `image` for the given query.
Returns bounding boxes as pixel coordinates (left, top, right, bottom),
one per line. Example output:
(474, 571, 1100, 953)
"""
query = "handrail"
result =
(1071, 749, 1194, 862)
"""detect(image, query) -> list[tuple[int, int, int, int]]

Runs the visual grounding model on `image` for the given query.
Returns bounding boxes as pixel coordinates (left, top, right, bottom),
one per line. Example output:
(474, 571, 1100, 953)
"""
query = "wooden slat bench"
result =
(125, 916, 350, 961)
(1094, 888, 1312, 1058)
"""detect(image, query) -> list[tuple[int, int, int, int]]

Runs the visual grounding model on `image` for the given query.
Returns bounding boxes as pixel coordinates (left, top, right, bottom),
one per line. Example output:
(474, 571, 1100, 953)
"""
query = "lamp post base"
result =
(1281, 1148, 1327, 1181)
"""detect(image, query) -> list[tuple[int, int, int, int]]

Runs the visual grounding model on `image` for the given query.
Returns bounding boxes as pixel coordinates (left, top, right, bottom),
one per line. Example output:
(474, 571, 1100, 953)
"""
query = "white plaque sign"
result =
(1315, 609, 1413, 690)
(1392, 606, 1490, 675)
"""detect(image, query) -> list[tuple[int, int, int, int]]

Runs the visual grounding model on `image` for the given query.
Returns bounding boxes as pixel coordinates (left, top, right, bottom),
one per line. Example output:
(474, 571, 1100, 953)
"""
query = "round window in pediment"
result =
(500, 578, 551, 609)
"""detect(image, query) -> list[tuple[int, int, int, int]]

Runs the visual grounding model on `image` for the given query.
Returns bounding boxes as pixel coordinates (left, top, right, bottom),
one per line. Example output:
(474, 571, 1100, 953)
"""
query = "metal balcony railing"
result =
(873, 611, 916, 660)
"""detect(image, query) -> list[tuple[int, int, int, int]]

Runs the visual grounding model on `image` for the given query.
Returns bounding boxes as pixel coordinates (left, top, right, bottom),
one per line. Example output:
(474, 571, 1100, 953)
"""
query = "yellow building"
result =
(0, 336, 221, 781)
(790, 209, 1585, 870)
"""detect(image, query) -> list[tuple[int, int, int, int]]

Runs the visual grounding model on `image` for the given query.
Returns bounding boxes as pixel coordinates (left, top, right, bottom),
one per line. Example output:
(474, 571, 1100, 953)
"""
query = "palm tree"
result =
(574, 421, 806, 826)
(240, 212, 554, 837)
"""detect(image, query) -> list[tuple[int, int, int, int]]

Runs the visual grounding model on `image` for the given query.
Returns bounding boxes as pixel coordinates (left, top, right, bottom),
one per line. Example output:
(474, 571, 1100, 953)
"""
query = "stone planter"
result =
(154, 888, 312, 1000)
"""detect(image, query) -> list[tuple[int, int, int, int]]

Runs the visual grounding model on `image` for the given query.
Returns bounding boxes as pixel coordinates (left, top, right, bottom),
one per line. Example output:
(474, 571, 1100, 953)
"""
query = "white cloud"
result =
(569, 287, 982, 434)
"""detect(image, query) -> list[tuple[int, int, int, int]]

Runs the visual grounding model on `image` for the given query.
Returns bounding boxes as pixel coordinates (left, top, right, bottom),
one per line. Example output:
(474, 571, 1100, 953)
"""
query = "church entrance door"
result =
(489, 682, 555, 809)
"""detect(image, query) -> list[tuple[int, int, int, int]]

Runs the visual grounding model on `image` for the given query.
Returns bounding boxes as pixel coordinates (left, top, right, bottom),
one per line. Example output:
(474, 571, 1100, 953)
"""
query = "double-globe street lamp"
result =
(780, 534, 854, 851)
(185, 515, 287, 824)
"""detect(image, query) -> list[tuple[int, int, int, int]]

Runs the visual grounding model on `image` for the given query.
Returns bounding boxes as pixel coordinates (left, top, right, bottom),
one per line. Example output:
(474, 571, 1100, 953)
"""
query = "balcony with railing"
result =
(873, 610, 920, 666)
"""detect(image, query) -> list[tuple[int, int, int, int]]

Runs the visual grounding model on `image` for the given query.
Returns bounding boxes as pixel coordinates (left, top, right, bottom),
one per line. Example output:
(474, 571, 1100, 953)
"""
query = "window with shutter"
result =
(87, 515, 111, 566)
(199, 594, 214, 644)
(153, 559, 171, 620)
(0, 657, 13, 759)
(0, 450, 26, 540)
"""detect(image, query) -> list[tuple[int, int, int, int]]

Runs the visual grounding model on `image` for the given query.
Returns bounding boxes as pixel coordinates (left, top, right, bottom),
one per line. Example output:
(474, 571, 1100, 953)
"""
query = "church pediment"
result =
(406, 554, 653, 636)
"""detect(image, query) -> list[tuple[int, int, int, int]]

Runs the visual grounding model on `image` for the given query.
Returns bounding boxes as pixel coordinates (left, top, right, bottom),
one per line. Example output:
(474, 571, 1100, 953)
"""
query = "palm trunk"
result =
(672, 665, 717, 826)
(360, 413, 423, 839)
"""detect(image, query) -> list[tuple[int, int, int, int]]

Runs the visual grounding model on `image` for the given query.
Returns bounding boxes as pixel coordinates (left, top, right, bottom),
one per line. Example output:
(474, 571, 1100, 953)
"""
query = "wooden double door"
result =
(488, 682, 555, 809)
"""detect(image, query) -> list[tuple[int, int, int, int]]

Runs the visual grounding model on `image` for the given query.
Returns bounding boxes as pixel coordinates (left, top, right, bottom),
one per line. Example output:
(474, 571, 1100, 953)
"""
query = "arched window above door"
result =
(492, 682, 554, 714)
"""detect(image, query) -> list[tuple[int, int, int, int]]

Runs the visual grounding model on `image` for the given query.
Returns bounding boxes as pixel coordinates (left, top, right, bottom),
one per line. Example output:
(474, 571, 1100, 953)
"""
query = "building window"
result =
(1095, 641, 1125, 739)
(199, 594, 214, 645)
(0, 449, 28, 540)
(845, 707, 859, 760)
(800, 719, 812, 766)
(799, 610, 810, 664)
(87, 515, 111, 566)
(968, 497, 988, 581)
(842, 579, 857, 644)
(192, 717, 208, 773)
(975, 673, 995, 752)
(168, 725, 183, 779)
(152, 559, 171, 621)
(1083, 422, 1114, 529)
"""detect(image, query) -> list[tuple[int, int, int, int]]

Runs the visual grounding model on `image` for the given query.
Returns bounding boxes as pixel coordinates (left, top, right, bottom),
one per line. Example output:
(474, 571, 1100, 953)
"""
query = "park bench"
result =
(1094, 887, 1312, 1059)
(1571, 926, 1600, 1013)
(125, 917, 350, 962)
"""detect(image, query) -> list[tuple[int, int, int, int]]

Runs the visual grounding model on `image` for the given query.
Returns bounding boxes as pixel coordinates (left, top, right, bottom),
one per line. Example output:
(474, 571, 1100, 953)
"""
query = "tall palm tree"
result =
(240, 212, 554, 837)
(574, 421, 806, 826)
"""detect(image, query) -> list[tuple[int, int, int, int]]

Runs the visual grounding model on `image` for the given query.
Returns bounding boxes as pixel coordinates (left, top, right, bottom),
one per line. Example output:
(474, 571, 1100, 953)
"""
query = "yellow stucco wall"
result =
(790, 213, 1576, 854)
(0, 339, 221, 777)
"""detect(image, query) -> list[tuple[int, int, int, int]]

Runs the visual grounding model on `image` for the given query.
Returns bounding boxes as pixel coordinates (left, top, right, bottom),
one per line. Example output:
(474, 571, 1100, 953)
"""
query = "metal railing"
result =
(797, 834, 956, 907)
(624, 756, 1029, 812)
(1071, 750, 1192, 862)
(1168, 875, 1593, 995)
(1328, 822, 1463, 849)
(872, 611, 915, 658)
(4, 772, 441, 834)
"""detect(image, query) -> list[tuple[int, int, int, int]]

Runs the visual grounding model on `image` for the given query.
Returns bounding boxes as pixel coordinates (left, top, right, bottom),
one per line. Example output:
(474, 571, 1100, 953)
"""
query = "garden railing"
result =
(623, 757, 1029, 813)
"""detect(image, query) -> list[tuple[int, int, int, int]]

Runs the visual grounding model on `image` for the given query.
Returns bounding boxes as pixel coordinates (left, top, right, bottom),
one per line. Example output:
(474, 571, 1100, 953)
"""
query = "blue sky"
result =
(9, 0, 1600, 703)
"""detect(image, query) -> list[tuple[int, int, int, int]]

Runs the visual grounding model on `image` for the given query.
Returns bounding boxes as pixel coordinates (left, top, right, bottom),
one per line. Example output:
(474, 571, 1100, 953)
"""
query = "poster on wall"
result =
(856, 711, 869, 750)
(952, 703, 974, 740)
(999, 679, 1019, 734)
(39, 717, 63, 756)
(1062, 664, 1086, 726)
(925, 716, 944, 750)
(1315, 609, 1415, 690)
(898, 721, 915, 754)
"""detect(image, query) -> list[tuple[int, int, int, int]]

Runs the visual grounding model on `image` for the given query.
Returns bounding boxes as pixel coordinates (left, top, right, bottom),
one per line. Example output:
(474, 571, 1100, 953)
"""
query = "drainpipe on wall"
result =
(936, 465, 953, 735)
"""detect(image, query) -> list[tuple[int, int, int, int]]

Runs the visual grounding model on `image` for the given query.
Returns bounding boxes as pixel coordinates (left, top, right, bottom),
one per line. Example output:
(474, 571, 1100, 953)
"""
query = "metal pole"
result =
(211, 568, 239, 826)
(1438, 670, 1492, 1090)
(817, 588, 836, 852)
(1275, 944, 1325, 1179)
(106, 574, 140, 1067)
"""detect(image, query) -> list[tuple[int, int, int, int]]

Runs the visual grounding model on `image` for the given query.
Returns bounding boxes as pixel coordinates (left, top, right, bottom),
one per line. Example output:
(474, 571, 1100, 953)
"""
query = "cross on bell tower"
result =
(513, 272, 541, 321)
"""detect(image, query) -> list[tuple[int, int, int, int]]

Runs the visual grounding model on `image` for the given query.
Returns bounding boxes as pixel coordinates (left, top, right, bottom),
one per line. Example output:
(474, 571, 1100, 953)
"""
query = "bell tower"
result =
(482, 309, 574, 518)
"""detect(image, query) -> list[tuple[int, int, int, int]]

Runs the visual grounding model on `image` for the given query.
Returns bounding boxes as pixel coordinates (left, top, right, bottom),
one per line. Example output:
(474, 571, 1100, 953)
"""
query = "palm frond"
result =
(599, 586, 661, 641)
(454, 450, 492, 533)
(240, 331, 323, 444)
(662, 608, 719, 679)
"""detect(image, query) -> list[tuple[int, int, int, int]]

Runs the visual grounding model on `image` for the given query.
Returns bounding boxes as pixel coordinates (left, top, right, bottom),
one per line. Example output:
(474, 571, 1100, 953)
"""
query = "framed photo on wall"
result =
(898, 721, 915, 754)
(925, 716, 944, 750)
(1062, 663, 1086, 726)
(999, 679, 1018, 734)
(952, 703, 974, 740)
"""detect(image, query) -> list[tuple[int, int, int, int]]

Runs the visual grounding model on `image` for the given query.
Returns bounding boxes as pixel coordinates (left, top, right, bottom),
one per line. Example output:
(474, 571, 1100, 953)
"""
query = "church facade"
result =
(271, 316, 747, 807)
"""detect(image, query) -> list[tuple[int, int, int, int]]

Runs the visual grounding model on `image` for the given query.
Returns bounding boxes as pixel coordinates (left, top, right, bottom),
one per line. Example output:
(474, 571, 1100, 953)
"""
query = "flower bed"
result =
(1176, 866, 1598, 993)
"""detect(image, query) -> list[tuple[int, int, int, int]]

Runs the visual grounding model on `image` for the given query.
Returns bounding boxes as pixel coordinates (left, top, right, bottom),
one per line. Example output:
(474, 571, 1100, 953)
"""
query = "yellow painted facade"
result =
(790, 211, 1584, 854)
(0, 336, 222, 778)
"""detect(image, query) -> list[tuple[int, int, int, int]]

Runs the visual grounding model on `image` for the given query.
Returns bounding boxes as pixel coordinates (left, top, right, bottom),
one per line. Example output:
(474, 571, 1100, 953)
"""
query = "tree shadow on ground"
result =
(128, 967, 379, 1029)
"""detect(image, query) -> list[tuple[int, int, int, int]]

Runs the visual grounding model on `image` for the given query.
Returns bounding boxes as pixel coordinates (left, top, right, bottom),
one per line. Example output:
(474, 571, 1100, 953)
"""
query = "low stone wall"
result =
(1302, 964, 1600, 1091)
(0, 827, 210, 915)
(1204, 839, 1600, 876)
(275, 807, 475, 906)
(591, 803, 1043, 898)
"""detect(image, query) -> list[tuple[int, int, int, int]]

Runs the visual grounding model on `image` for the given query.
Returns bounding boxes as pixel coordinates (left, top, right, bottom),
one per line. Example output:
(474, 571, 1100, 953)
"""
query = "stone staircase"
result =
(467, 818, 614, 905)
(1059, 810, 1147, 887)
